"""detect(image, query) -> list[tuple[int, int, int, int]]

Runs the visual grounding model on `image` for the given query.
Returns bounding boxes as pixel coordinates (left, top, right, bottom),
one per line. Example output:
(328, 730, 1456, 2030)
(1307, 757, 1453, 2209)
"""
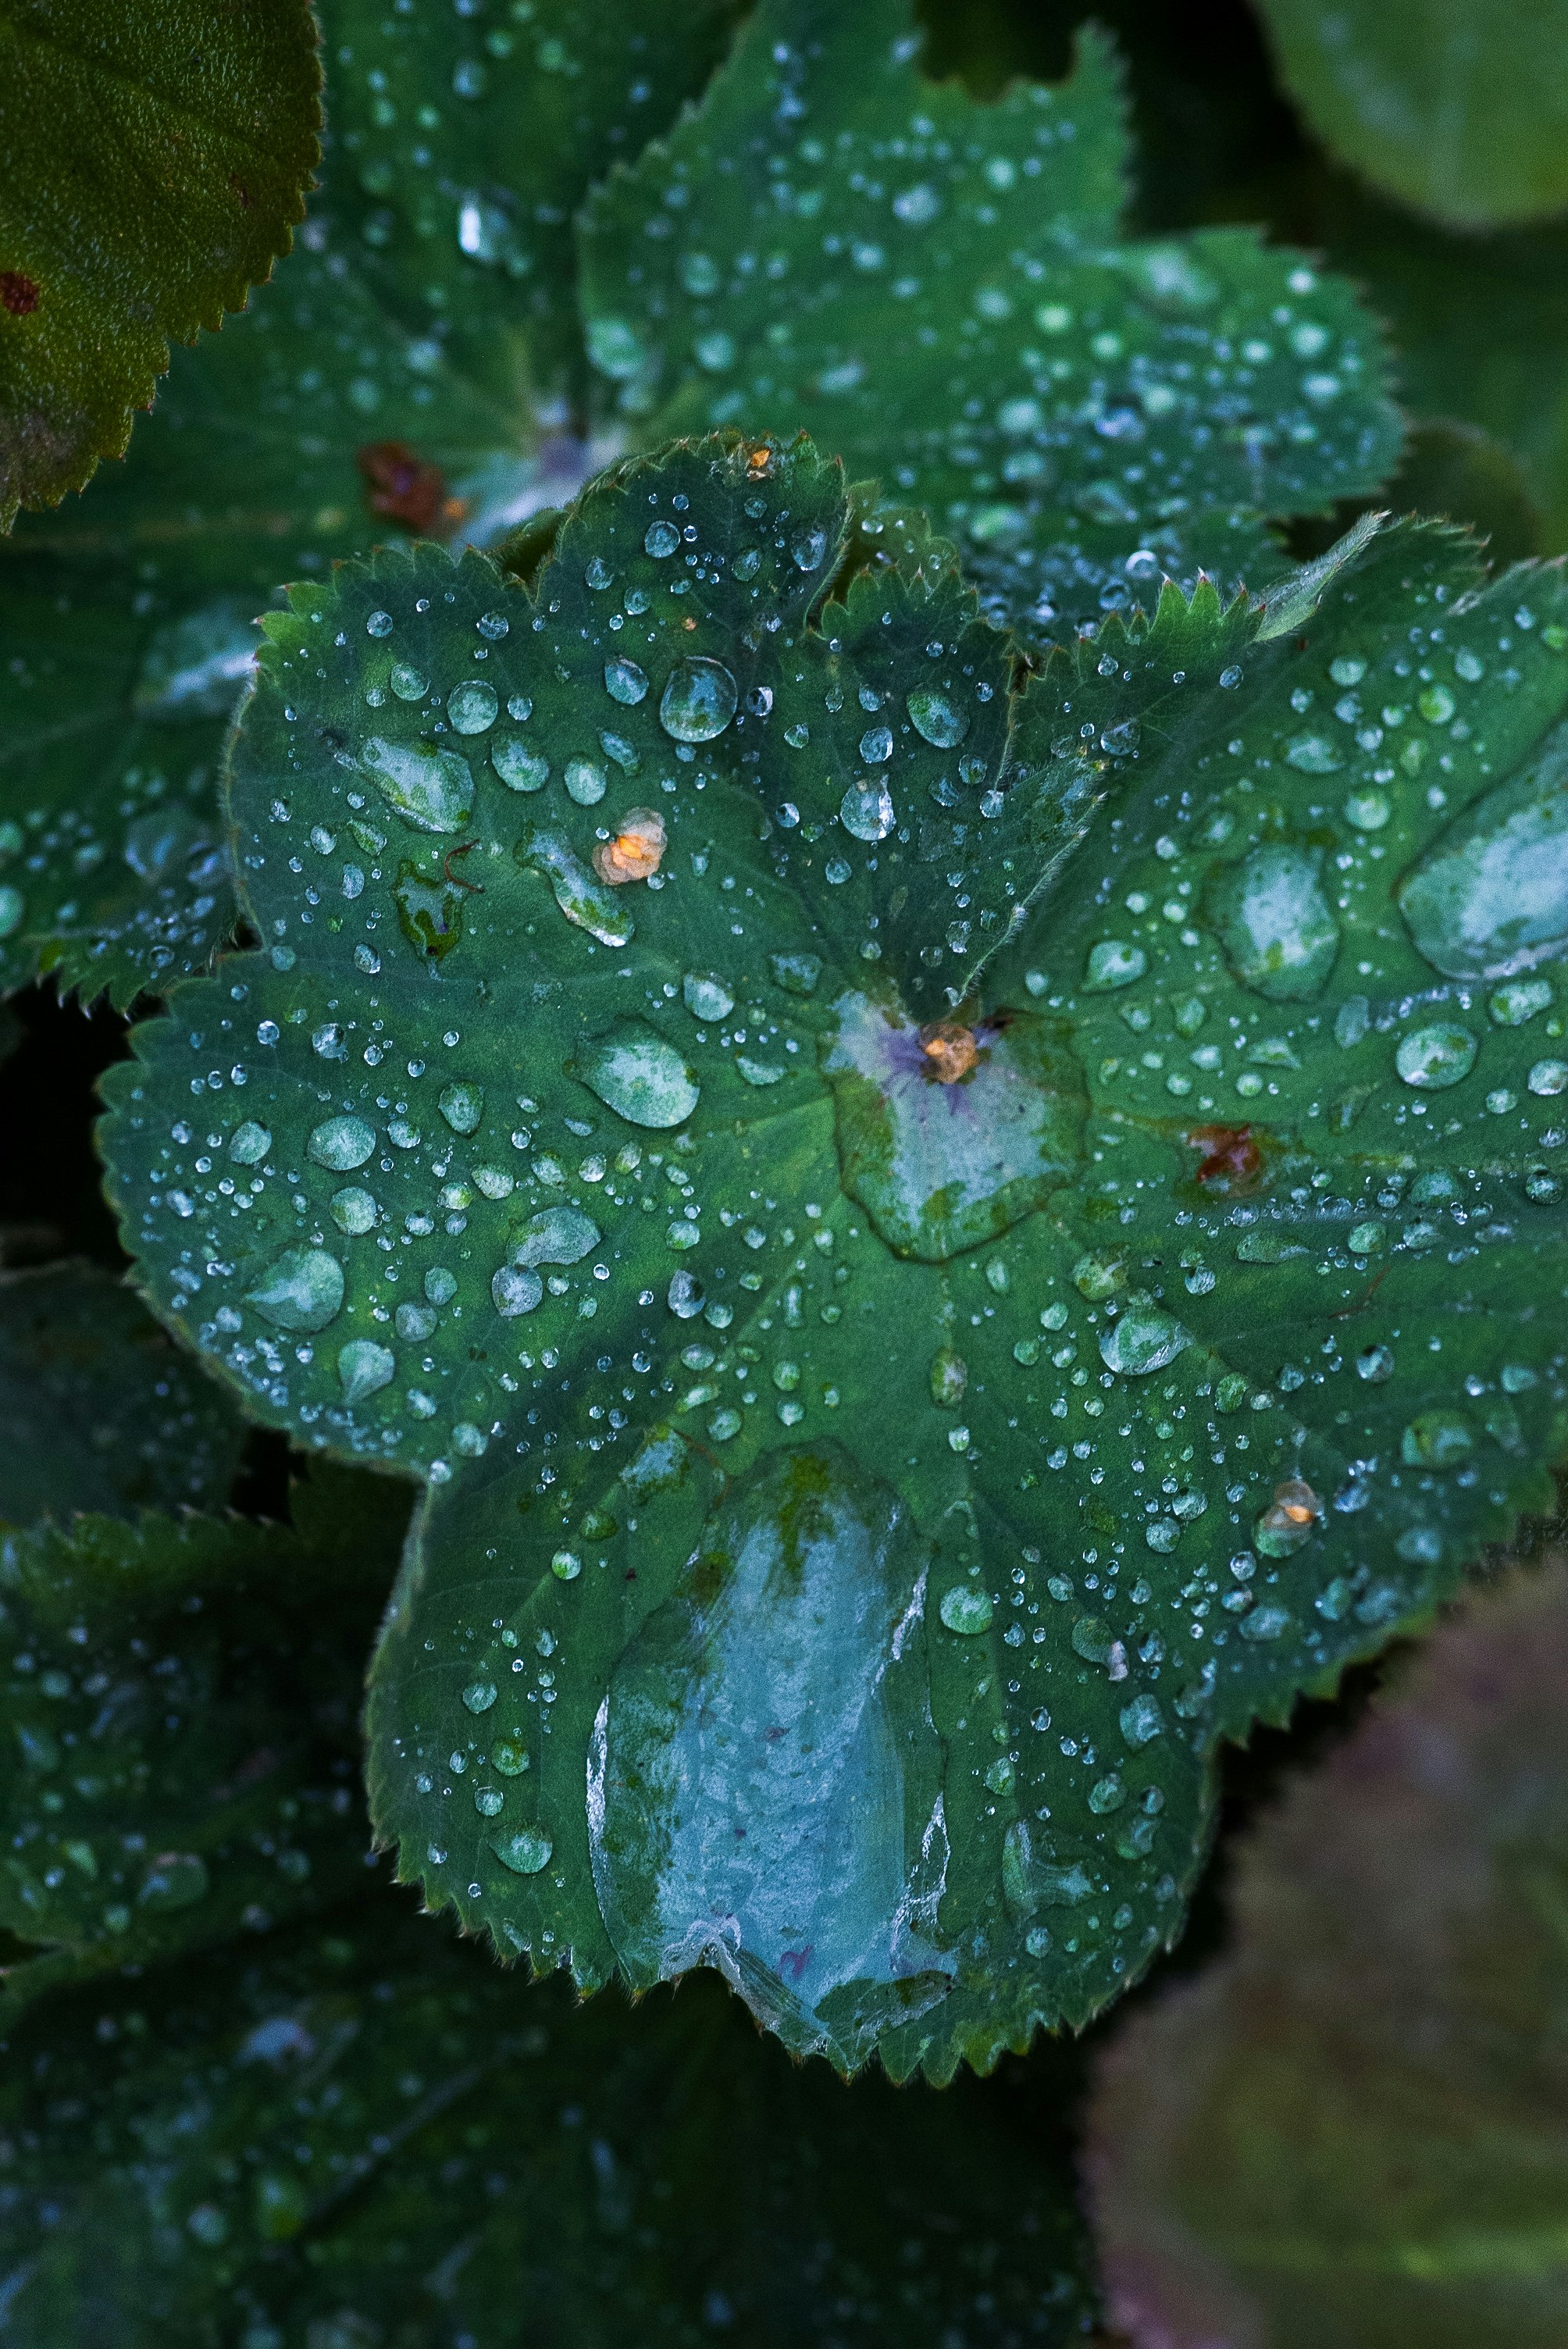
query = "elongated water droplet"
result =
(573, 1019, 700, 1128)
(518, 829, 635, 946)
(1207, 843, 1339, 1000)
(358, 737, 475, 834)
(907, 686, 969, 747)
(1399, 721, 1568, 977)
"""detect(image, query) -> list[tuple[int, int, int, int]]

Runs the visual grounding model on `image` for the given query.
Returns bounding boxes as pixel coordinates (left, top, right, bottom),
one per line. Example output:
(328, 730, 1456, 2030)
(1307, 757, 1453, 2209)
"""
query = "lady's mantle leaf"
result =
(102, 435, 1568, 2079)
(326, 0, 744, 405)
(578, 0, 1401, 637)
(0, 1260, 246, 1524)
(0, 1895, 1094, 2345)
(0, 1462, 408, 2016)
(0, 0, 322, 525)
(1256, 0, 1568, 231)
(1088, 1557, 1568, 2349)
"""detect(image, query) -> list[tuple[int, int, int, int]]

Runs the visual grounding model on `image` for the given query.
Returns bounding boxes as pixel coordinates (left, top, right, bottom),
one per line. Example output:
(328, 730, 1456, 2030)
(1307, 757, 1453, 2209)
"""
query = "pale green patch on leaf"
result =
(101, 437, 1568, 2077)
(1089, 1557, 1568, 2349)
(0, 1262, 246, 1525)
(0, 0, 322, 525)
(1255, 0, 1568, 230)
(579, 0, 1401, 636)
(0, 1463, 408, 2016)
(0, 1896, 1093, 2344)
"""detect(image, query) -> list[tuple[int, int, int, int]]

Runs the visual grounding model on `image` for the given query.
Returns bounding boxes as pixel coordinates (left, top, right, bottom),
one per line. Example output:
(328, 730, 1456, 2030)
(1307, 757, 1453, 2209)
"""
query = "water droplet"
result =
(1490, 978, 1554, 1025)
(604, 655, 650, 705)
(447, 680, 498, 735)
(493, 737, 549, 792)
(659, 657, 739, 743)
(366, 610, 394, 637)
(1207, 843, 1339, 1001)
(357, 737, 475, 833)
(133, 601, 256, 719)
(1528, 1057, 1568, 1095)
(518, 828, 635, 946)
(463, 1680, 498, 1715)
(492, 1827, 553, 1874)
(683, 971, 735, 1021)
(439, 1081, 484, 1133)
(1084, 940, 1146, 991)
(493, 1740, 529, 1776)
(511, 1204, 600, 1268)
(244, 1247, 344, 1331)
(565, 757, 608, 806)
(1395, 1023, 1477, 1089)
(1343, 786, 1391, 831)
(1401, 1410, 1473, 1468)
(929, 1348, 968, 1406)
(229, 1121, 271, 1164)
(551, 1549, 583, 1581)
(573, 1019, 700, 1128)
(906, 687, 969, 748)
(1399, 725, 1568, 977)
(1285, 733, 1342, 774)
(1099, 1305, 1190, 1376)
(644, 519, 681, 558)
(769, 952, 821, 996)
(492, 1266, 543, 1317)
(390, 662, 428, 700)
(790, 526, 829, 572)
(1356, 1343, 1395, 1381)
(938, 1581, 992, 1635)
(859, 726, 893, 765)
(474, 1787, 505, 1817)
(0, 885, 23, 939)
(338, 1339, 395, 1401)
(331, 1186, 378, 1235)
(138, 1852, 209, 1909)
(308, 1114, 376, 1171)
(839, 781, 896, 841)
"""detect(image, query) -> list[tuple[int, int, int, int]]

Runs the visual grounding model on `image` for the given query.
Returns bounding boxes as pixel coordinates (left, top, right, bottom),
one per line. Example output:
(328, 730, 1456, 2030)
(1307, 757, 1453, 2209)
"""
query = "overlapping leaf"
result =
(0, 1260, 247, 1524)
(100, 432, 1568, 2076)
(578, 0, 1401, 638)
(0, 1460, 408, 2016)
(1254, 0, 1568, 231)
(0, 0, 322, 523)
(325, 0, 744, 406)
(0, 1891, 1093, 2347)
(1089, 1557, 1568, 2349)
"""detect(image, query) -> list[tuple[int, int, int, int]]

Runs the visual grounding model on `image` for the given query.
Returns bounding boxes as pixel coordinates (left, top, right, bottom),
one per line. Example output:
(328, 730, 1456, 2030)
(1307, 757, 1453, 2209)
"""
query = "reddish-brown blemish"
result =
(443, 839, 483, 892)
(593, 807, 667, 885)
(919, 1019, 980, 1084)
(1187, 1122, 1263, 1188)
(229, 172, 253, 210)
(355, 440, 466, 536)
(0, 272, 40, 316)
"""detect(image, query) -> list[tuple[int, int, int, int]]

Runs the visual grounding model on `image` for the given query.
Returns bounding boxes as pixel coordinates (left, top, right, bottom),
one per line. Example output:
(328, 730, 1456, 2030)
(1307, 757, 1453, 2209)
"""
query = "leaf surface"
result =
(325, 0, 743, 405)
(1255, 0, 1568, 230)
(1088, 1556, 1568, 2349)
(0, 1891, 1093, 2346)
(0, 1460, 408, 2014)
(578, 0, 1400, 636)
(101, 434, 1568, 2076)
(0, 0, 321, 523)
(0, 1260, 246, 1524)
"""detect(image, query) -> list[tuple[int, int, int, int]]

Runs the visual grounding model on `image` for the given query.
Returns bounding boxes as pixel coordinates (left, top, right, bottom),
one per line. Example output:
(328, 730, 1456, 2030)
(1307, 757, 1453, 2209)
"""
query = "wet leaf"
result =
(0, 0, 322, 525)
(578, 0, 1400, 636)
(1088, 1556, 1568, 2349)
(101, 437, 1568, 2077)
(0, 1260, 246, 1524)
(1255, 0, 1568, 230)
(0, 207, 553, 1006)
(326, 0, 744, 404)
(0, 1460, 409, 2014)
(0, 1892, 1093, 2347)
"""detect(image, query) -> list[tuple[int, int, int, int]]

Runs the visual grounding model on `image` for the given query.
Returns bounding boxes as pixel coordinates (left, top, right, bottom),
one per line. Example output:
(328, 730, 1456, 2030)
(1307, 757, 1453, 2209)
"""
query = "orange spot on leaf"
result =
(355, 440, 465, 537)
(919, 1021, 980, 1084)
(593, 808, 667, 885)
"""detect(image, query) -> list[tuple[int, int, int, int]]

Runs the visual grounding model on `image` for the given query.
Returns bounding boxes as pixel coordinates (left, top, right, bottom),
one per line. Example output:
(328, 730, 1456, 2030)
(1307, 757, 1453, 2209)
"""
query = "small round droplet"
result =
(683, 971, 735, 1021)
(462, 1679, 497, 1714)
(366, 611, 394, 637)
(939, 1584, 993, 1635)
(565, 757, 608, 806)
(447, 680, 498, 734)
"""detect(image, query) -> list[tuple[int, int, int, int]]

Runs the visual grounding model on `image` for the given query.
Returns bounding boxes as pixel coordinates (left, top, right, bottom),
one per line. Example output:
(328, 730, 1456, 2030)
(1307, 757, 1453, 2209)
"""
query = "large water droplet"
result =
(439, 1081, 483, 1133)
(137, 1852, 210, 1909)
(643, 519, 681, 558)
(573, 1018, 700, 1128)
(229, 1121, 271, 1165)
(1083, 940, 1146, 992)
(839, 781, 896, 841)
(907, 686, 969, 747)
(518, 828, 635, 946)
(1207, 843, 1339, 1000)
(683, 971, 735, 1021)
(492, 1827, 553, 1874)
(492, 1265, 543, 1317)
(511, 1204, 600, 1268)
(447, 680, 498, 735)
(604, 655, 650, 705)
(939, 1581, 992, 1634)
(1099, 1304, 1191, 1376)
(492, 736, 548, 792)
(1395, 1022, 1477, 1089)
(1399, 719, 1568, 978)
(308, 1114, 376, 1171)
(357, 737, 475, 834)
(338, 1338, 395, 1401)
(331, 1186, 378, 1235)
(659, 657, 738, 743)
(244, 1247, 345, 1331)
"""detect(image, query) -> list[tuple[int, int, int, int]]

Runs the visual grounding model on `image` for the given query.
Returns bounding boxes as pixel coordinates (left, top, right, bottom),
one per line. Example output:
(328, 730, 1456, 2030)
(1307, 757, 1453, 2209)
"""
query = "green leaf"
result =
(1088, 1556, 1568, 2349)
(324, 0, 744, 405)
(577, 0, 1401, 636)
(0, 1460, 408, 2014)
(0, 205, 545, 1005)
(1254, 0, 1568, 230)
(0, 1893, 1094, 2346)
(100, 435, 1568, 2077)
(0, 1260, 246, 1524)
(0, 0, 322, 526)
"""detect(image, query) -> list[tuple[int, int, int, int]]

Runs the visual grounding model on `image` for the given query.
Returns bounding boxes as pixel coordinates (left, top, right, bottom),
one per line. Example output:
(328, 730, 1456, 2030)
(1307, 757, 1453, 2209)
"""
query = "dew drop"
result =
(447, 680, 498, 735)
(659, 657, 739, 743)
(244, 1247, 344, 1332)
(338, 1338, 395, 1401)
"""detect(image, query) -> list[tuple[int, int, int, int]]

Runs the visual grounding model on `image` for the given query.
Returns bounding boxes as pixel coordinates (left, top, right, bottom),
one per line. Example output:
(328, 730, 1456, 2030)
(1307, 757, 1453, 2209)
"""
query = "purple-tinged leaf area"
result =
(1087, 1555, 1568, 2349)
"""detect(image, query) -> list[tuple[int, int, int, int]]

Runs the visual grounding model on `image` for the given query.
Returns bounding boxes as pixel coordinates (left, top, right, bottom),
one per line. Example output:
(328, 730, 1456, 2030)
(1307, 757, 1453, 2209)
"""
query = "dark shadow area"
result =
(0, 984, 132, 1271)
